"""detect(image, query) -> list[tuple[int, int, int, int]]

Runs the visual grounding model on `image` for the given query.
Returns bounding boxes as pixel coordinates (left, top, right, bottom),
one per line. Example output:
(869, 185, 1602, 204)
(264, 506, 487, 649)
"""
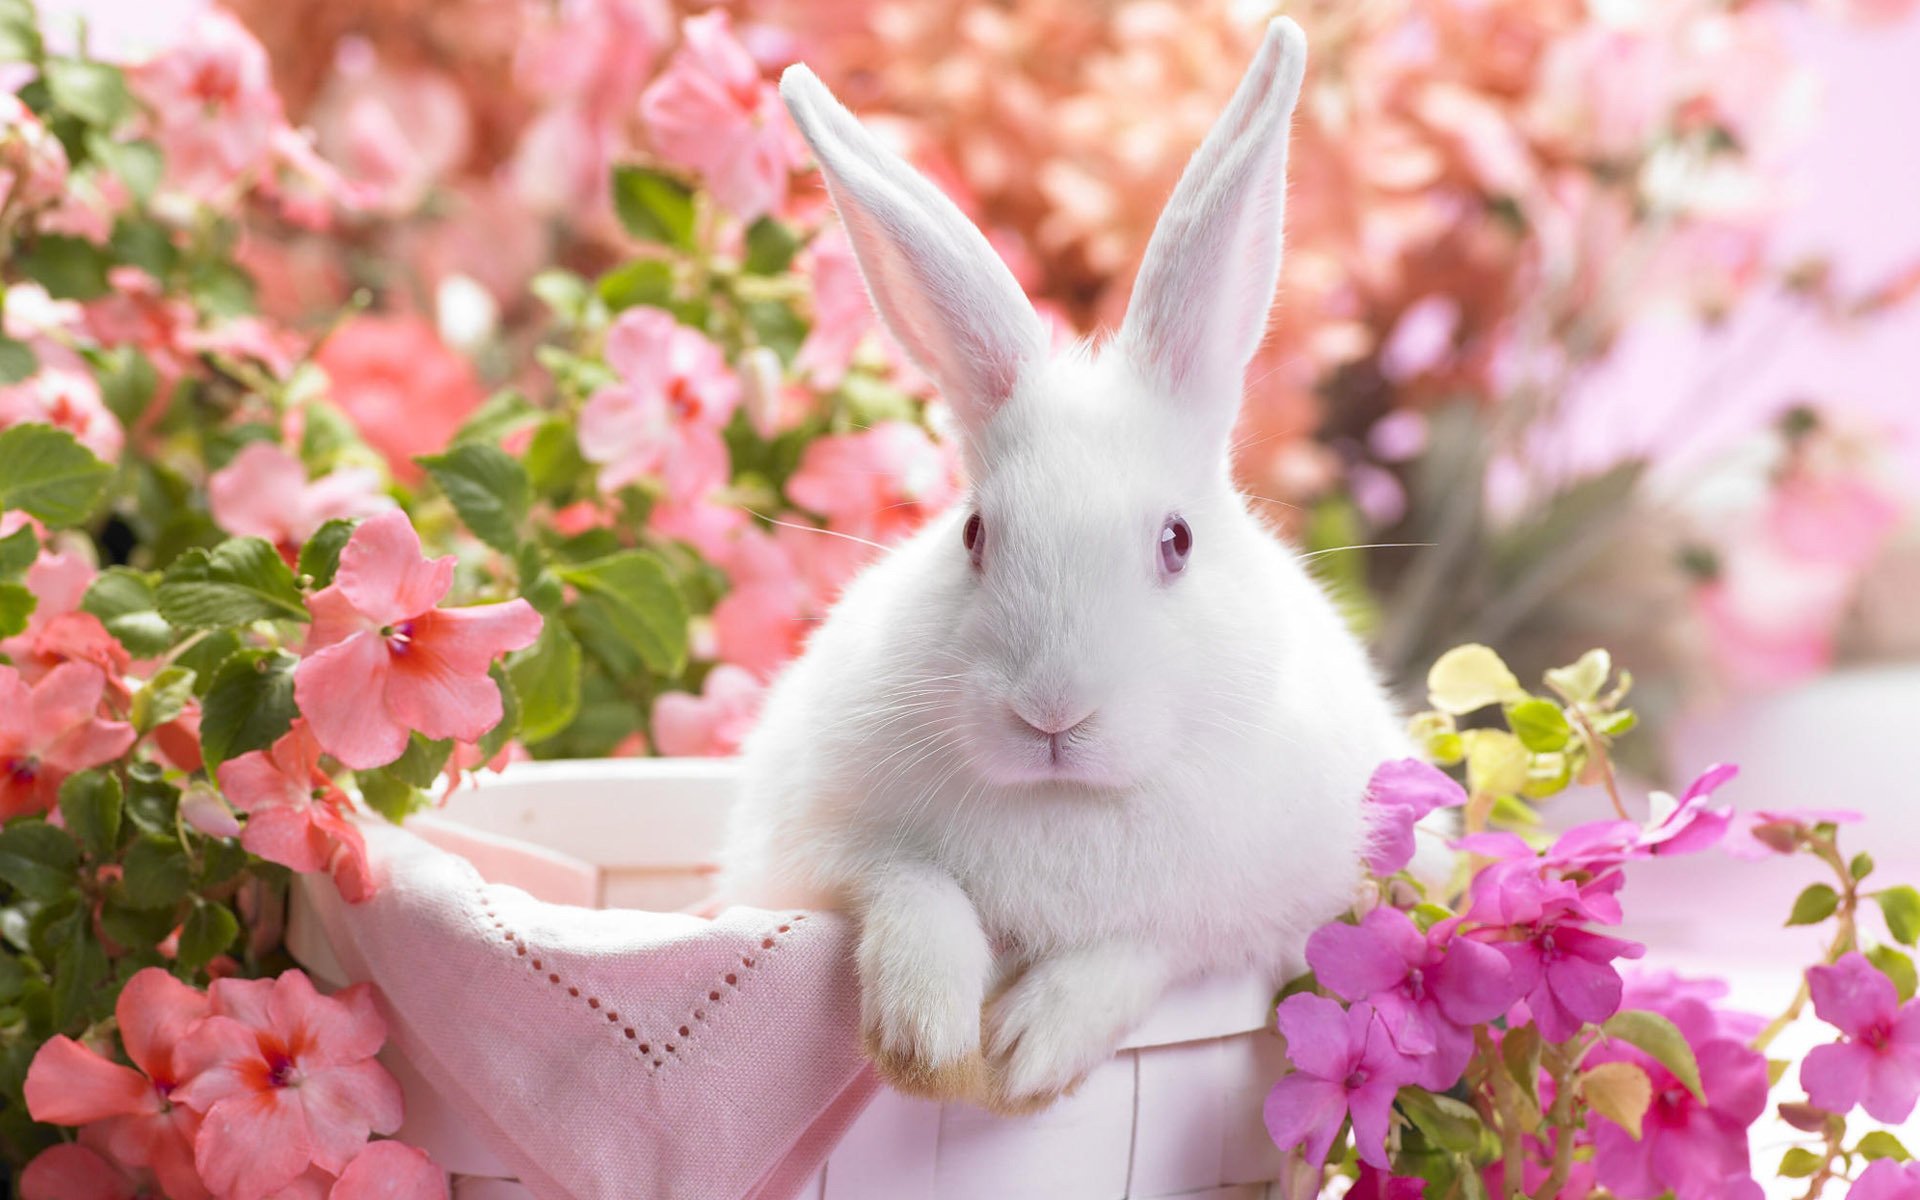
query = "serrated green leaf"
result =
(176, 901, 238, 973)
(1874, 885, 1920, 945)
(1867, 944, 1918, 1002)
(122, 766, 179, 836)
(612, 165, 696, 250)
(0, 336, 37, 385)
(386, 734, 454, 790)
(0, 422, 112, 524)
(95, 344, 160, 427)
(0, 821, 79, 901)
(57, 770, 121, 858)
(419, 443, 530, 553)
(48, 910, 107, 1031)
(297, 518, 355, 589)
(0, 521, 37, 578)
(743, 217, 801, 275)
(0, 582, 33, 639)
(197, 649, 298, 769)
(1600, 1010, 1705, 1103)
(555, 550, 687, 675)
(507, 622, 580, 744)
(158, 537, 309, 629)
(81, 567, 175, 656)
(45, 58, 131, 126)
(16, 233, 111, 300)
(116, 834, 191, 910)
(453, 390, 542, 448)
(597, 258, 676, 312)
(1505, 698, 1571, 753)
(524, 417, 591, 504)
(132, 665, 195, 733)
(1788, 883, 1841, 927)
(1394, 1086, 1487, 1154)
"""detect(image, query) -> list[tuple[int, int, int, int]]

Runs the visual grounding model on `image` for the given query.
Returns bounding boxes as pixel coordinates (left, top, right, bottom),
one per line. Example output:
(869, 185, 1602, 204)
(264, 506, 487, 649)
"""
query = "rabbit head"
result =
(780, 19, 1331, 794)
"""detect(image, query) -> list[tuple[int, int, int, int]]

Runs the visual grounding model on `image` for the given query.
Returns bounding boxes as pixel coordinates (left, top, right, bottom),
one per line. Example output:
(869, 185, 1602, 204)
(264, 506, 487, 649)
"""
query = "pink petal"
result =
(602, 305, 677, 383)
(1543, 952, 1625, 1029)
(1348, 1074, 1404, 1170)
(1850, 1160, 1920, 1200)
(116, 967, 211, 1083)
(1262, 1073, 1347, 1168)
(242, 805, 335, 873)
(295, 631, 410, 770)
(382, 641, 504, 744)
(263, 1167, 334, 1200)
(28, 661, 109, 750)
(195, 1086, 317, 1200)
(1368, 990, 1437, 1056)
(209, 974, 280, 1030)
(209, 442, 309, 542)
(305, 585, 376, 655)
(270, 973, 386, 1069)
(0, 666, 31, 754)
(407, 601, 541, 675)
(1860, 1046, 1920, 1124)
(1799, 1040, 1871, 1115)
(1696, 1038, 1771, 1127)
(1275, 993, 1357, 1080)
(1431, 933, 1517, 1025)
(172, 1016, 270, 1112)
(1308, 909, 1419, 1002)
(100, 1106, 210, 1200)
(1369, 758, 1466, 819)
(23, 1037, 154, 1124)
(43, 714, 136, 774)
(19, 1144, 136, 1200)
(1807, 953, 1897, 1039)
(297, 1061, 405, 1173)
(334, 511, 452, 626)
(217, 748, 310, 816)
(652, 690, 721, 757)
(329, 1140, 448, 1200)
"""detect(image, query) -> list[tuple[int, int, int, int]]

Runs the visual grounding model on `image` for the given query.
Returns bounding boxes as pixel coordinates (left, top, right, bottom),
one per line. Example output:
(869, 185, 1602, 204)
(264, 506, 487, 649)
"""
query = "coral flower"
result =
(784, 421, 960, 544)
(19, 1142, 150, 1200)
(128, 11, 284, 203)
(24, 968, 213, 1200)
(1800, 953, 1920, 1123)
(652, 665, 766, 757)
(1264, 994, 1419, 1169)
(0, 662, 136, 819)
(208, 443, 391, 556)
(0, 365, 125, 461)
(576, 306, 739, 500)
(174, 972, 404, 1200)
(217, 720, 375, 903)
(314, 315, 483, 480)
(292, 512, 541, 770)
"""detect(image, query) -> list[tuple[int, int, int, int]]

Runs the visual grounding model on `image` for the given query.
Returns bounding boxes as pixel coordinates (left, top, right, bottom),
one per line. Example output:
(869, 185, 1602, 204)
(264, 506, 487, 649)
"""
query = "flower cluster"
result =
(1262, 645, 1920, 1199)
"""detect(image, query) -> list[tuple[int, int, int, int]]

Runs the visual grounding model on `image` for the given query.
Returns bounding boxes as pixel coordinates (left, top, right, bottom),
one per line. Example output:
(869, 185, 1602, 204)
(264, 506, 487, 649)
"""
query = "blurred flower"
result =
(1721, 807, 1862, 860)
(1850, 1159, 1920, 1200)
(652, 664, 765, 757)
(209, 442, 392, 556)
(577, 306, 739, 499)
(0, 365, 124, 461)
(129, 10, 286, 204)
(1800, 952, 1920, 1123)
(785, 421, 959, 544)
(0, 93, 68, 215)
(311, 46, 471, 214)
(331, 1140, 448, 1200)
(0, 662, 136, 819)
(316, 315, 484, 481)
(19, 1142, 150, 1200)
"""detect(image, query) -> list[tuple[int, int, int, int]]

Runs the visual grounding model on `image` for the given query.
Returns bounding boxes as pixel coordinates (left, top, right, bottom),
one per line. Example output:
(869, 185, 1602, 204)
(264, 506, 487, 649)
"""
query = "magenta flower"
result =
(1362, 757, 1465, 874)
(1352, 1164, 1426, 1199)
(1800, 953, 1920, 1123)
(1722, 807, 1863, 860)
(1466, 864, 1643, 1041)
(1263, 994, 1419, 1169)
(1306, 907, 1515, 1090)
(1638, 763, 1738, 856)
(1851, 1159, 1920, 1200)
(293, 512, 542, 769)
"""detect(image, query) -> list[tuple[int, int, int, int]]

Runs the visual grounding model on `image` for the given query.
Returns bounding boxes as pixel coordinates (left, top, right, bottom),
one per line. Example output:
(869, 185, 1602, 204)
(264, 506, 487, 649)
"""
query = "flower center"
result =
(384, 620, 416, 655)
(1538, 930, 1559, 961)
(666, 375, 700, 421)
(266, 1052, 300, 1089)
(1406, 967, 1426, 999)
(1862, 1022, 1892, 1051)
(1344, 1068, 1369, 1090)
(3, 756, 37, 785)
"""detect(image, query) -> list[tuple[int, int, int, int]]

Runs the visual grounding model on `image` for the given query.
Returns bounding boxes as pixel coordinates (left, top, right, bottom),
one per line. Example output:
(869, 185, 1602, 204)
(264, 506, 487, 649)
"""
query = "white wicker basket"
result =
(286, 759, 1289, 1200)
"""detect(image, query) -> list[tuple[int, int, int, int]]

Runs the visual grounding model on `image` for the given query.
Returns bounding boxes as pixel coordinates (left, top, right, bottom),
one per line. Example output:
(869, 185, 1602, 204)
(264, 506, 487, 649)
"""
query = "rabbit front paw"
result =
(982, 943, 1171, 1113)
(856, 866, 993, 1101)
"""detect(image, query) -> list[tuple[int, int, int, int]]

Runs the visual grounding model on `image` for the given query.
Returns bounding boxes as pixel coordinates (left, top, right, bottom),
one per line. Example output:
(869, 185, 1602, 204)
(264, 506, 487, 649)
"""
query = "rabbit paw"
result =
(856, 866, 993, 1101)
(982, 944, 1170, 1114)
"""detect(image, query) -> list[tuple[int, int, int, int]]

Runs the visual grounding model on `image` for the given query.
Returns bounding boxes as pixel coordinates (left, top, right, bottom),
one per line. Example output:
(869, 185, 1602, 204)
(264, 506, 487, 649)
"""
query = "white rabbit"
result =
(720, 18, 1413, 1113)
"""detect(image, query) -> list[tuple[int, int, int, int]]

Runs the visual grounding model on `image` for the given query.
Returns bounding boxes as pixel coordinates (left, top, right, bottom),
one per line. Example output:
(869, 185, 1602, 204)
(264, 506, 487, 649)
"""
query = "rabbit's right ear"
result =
(781, 67, 1048, 441)
(1119, 19, 1308, 451)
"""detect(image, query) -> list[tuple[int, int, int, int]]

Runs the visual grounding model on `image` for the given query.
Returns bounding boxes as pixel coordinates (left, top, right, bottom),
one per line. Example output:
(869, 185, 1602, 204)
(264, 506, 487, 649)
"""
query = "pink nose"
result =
(1012, 705, 1094, 740)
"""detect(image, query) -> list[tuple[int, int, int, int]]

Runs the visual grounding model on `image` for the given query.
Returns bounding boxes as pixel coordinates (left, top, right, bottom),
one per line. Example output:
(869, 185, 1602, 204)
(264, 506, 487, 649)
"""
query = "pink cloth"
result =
(298, 820, 880, 1200)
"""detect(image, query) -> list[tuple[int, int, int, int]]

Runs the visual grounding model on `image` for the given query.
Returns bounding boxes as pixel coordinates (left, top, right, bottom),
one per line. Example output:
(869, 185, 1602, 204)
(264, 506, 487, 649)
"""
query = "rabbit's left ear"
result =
(781, 65, 1048, 442)
(1119, 18, 1308, 448)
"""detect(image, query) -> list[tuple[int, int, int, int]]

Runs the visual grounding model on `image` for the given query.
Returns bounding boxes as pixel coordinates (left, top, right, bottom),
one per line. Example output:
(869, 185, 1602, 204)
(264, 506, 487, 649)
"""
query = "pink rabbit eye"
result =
(1159, 516, 1192, 576)
(963, 512, 985, 569)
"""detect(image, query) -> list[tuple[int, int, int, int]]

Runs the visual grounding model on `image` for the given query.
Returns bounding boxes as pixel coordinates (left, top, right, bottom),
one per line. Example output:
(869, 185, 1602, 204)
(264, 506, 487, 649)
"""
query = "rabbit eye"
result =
(1159, 516, 1192, 577)
(963, 512, 985, 569)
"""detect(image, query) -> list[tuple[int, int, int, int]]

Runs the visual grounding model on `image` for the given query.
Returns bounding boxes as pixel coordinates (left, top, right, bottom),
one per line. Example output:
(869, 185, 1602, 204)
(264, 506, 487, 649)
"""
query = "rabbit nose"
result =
(1011, 703, 1094, 739)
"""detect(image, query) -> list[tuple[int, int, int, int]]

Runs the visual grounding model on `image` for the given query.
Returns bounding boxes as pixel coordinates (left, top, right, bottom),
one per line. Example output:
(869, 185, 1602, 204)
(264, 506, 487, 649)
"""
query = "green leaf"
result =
(0, 950, 25, 1003)
(1427, 644, 1525, 715)
(531, 269, 593, 323)
(524, 418, 591, 504)
(109, 217, 178, 278)
(358, 771, 428, 824)
(86, 135, 162, 203)
(0, 582, 33, 639)
(81, 567, 175, 656)
(386, 734, 453, 790)
(1505, 698, 1571, 753)
(1581, 1061, 1652, 1140)
(477, 660, 520, 760)
(48, 911, 108, 1032)
(419, 443, 530, 553)
(454, 390, 543, 448)
(122, 766, 180, 836)
(0, 423, 112, 524)
(1874, 885, 1920, 945)
(555, 551, 688, 675)
(297, 518, 356, 590)
(115, 834, 191, 910)
(1867, 944, 1918, 1002)
(597, 258, 676, 312)
(1394, 1087, 1488, 1155)
(45, 58, 132, 126)
(176, 901, 239, 973)
(0, 521, 36, 579)
(189, 259, 256, 317)
(1600, 1010, 1705, 1103)
(0, 821, 79, 901)
(132, 665, 196, 733)
(743, 217, 801, 275)
(508, 622, 581, 744)
(95, 345, 160, 427)
(1787, 883, 1841, 927)
(1851, 852, 1876, 882)
(1778, 1148, 1824, 1179)
(58, 770, 121, 858)
(16, 233, 111, 300)
(611, 165, 696, 250)
(198, 649, 299, 770)
(1858, 1131, 1911, 1162)
(1501, 1022, 1543, 1110)
(158, 538, 309, 629)
(0, 0, 41, 61)
(0, 335, 37, 384)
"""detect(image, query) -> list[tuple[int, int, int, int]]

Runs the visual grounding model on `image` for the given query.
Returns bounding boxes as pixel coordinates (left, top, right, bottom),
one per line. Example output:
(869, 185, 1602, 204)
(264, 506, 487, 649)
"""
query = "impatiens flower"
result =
(128, 11, 284, 203)
(24, 968, 213, 1200)
(1850, 1158, 1920, 1200)
(1307, 907, 1515, 1090)
(794, 228, 877, 389)
(0, 515, 97, 667)
(1800, 952, 1920, 1123)
(315, 315, 483, 480)
(1264, 994, 1419, 1169)
(1351, 1164, 1426, 1200)
(1362, 758, 1465, 874)
(174, 972, 404, 1200)
(639, 11, 805, 221)
(209, 443, 391, 556)
(1721, 807, 1863, 860)
(19, 1142, 147, 1200)
(331, 1140, 449, 1200)
(0, 662, 136, 819)
(0, 93, 70, 214)
(784, 421, 961, 544)
(217, 721, 375, 903)
(1638, 763, 1737, 856)
(293, 512, 542, 770)
(1465, 861, 1644, 1041)
(577, 307, 740, 500)
(653, 665, 766, 757)
(0, 366, 126, 460)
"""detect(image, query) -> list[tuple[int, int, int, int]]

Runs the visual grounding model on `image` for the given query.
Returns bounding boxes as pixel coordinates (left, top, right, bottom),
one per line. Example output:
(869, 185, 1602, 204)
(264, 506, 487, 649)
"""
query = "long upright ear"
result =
(1119, 18, 1308, 441)
(781, 66, 1048, 439)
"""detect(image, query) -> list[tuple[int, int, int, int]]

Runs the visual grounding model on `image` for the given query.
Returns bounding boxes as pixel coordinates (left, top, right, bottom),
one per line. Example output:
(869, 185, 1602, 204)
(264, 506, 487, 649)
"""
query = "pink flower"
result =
(639, 11, 804, 221)
(210, 443, 392, 556)
(293, 512, 542, 770)
(217, 721, 375, 903)
(23, 968, 213, 1200)
(330, 1140, 448, 1200)
(130, 11, 285, 203)
(174, 972, 404, 1200)
(1722, 807, 1863, 860)
(1767, 473, 1902, 571)
(709, 527, 811, 678)
(1637, 763, 1737, 857)
(1589, 1025, 1769, 1199)
(652, 665, 765, 757)
(0, 662, 136, 820)
(1264, 994, 1419, 1169)
(785, 422, 960, 544)
(0, 366, 125, 461)
(0, 93, 69, 214)
(1306, 907, 1515, 1090)
(1363, 758, 1465, 874)
(1850, 1159, 1920, 1200)
(794, 228, 877, 389)
(315, 316, 483, 481)
(19, 1142, 146, 1200)
(311, 57, 471, 216)
(1351, 1165, 1426, 1200)
(577, 307, 739, 499)
(1800, 953, 1920, 1123)
(1466, 864, 1644, 1042)
(0, 517, 96, 666)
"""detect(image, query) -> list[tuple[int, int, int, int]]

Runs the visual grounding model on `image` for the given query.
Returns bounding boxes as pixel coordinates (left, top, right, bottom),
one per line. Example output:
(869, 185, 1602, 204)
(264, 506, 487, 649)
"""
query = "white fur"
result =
(721, 19, 1411, 1108)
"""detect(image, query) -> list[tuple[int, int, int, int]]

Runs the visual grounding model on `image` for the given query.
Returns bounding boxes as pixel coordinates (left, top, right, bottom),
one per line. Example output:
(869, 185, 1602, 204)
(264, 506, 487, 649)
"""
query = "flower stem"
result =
(1569, 707, 1628, 820)
(1753, 835, 1859, 1053)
